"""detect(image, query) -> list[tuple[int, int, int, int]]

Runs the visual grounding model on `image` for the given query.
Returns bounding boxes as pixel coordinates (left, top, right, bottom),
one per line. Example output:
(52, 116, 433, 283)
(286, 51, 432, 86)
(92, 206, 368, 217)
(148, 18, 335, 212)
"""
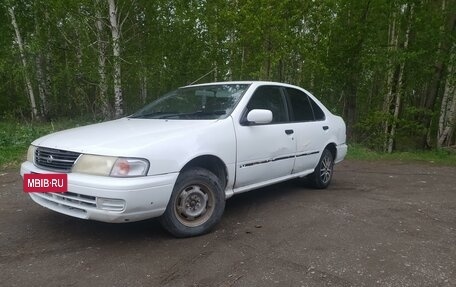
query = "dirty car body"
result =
(20, 81, 347, 237)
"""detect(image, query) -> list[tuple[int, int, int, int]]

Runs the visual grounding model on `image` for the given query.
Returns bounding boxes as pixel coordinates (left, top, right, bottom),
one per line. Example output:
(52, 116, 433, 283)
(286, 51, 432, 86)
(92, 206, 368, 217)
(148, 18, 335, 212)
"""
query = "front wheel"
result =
(160, 167, 225, 237)
(307, 149, 334, 189)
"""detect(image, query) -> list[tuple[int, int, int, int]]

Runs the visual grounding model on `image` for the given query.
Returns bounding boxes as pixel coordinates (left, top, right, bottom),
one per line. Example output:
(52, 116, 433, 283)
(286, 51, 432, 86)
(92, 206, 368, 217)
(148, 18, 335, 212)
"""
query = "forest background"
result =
(0, 0, 455, 163)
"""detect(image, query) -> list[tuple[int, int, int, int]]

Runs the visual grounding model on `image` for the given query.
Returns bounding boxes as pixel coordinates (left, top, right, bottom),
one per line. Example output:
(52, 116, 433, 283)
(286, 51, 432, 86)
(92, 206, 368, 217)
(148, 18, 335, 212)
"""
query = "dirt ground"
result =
(1, 160, 455, 287)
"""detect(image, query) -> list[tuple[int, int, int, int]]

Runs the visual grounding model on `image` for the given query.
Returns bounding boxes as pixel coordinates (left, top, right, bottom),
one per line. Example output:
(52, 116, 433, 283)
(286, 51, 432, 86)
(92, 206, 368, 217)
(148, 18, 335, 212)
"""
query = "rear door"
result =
(284, 87, 330, 173)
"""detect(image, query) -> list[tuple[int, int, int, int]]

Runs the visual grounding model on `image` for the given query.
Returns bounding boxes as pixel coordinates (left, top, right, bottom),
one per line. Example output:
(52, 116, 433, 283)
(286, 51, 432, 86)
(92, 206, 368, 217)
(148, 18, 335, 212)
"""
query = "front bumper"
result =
(20, 161, 179, 223)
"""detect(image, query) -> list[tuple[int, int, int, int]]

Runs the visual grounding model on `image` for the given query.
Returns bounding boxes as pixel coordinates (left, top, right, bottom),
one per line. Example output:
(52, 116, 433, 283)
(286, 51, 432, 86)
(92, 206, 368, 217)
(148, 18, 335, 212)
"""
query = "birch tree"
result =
(386, 4, 414, 153)
(8, 6, 39, 120)
(419, 0, 456, 148)
(0, 0, 454, 152)
(437, 0, 456, 147)
(95, 0, 110, 118)
(108, 0, 123, 118)
(33, 2, 51, 118)
(383, 9, 398, 152)
(437, 43, 456, 147)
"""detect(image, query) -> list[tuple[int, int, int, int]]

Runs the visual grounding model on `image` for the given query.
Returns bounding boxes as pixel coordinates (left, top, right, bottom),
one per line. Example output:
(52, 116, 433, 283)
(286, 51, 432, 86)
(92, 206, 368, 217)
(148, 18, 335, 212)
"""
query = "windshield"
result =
(130, 84, 250, 120)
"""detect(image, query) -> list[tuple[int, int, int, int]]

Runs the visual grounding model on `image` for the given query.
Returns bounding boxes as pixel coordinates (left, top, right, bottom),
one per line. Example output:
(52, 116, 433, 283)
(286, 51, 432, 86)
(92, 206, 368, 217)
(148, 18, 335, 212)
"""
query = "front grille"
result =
(35, 147, 81, 172)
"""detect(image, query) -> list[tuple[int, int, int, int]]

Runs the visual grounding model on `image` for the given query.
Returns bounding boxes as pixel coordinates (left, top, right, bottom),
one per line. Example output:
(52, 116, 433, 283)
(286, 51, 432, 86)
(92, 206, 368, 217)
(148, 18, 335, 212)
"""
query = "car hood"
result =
(32, 118, 218, 156)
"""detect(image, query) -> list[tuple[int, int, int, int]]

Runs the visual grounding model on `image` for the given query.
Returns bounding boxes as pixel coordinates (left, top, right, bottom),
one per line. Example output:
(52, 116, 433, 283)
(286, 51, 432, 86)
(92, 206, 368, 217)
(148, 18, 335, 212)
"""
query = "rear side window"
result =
(285, 87, 326, 122)
(309, 97, 325, 121)
(285, 88, 315, 122)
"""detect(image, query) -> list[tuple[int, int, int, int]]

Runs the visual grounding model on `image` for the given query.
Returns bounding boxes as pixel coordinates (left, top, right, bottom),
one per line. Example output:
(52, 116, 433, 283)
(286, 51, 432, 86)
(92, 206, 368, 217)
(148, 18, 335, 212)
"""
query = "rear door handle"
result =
(285, 129, 294, 135)
(323, 126, 329, 131)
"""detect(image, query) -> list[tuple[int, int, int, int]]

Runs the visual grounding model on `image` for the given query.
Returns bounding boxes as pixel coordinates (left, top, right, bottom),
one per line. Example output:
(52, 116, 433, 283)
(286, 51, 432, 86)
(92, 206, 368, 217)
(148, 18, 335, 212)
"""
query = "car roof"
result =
(183, 81, 301, 89)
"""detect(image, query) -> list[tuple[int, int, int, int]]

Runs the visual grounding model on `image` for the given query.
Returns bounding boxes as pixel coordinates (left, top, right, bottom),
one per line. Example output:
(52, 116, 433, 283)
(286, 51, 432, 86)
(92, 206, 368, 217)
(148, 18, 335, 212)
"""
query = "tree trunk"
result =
(383, 10, 398, 152)
(421, 0, 456, 148)
(240, 46, 245, 78)
(73, 26, 89, 115)
(437, 43, 456, 147)
(213, 62, 218, 82)
(140, 68, 147, 104)
(95, 0, 110, 119)
(34, 11, 50, 118)
(387, 68, 404, 153)
(8, 7, 39, 120)
(108, 0, 123, 118)
(387, 4, 413, 153)
(35, 55, 49, 117)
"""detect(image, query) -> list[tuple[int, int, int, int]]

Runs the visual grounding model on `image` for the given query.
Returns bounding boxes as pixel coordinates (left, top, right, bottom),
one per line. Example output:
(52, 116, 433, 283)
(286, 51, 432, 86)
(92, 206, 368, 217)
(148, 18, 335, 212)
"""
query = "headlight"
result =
(72, 155, 149, 177)
(27, 145, 36, 162)
(72, 154, 117, 176)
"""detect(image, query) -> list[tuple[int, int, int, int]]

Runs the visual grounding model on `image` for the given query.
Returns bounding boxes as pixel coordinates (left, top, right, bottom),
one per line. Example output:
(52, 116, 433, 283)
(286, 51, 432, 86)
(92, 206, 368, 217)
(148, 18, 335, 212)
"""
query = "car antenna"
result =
(189, 67, 217, 85)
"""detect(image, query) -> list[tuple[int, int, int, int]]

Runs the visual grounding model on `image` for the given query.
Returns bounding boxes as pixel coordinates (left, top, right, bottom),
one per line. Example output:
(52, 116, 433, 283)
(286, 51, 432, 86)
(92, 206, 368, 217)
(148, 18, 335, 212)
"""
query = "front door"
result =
(234, 86, 296, 188)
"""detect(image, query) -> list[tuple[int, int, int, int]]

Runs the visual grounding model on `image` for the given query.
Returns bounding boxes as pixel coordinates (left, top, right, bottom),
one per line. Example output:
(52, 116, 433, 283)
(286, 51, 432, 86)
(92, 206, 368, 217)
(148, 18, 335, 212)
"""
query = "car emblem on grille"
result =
(46, 155, 54, 163)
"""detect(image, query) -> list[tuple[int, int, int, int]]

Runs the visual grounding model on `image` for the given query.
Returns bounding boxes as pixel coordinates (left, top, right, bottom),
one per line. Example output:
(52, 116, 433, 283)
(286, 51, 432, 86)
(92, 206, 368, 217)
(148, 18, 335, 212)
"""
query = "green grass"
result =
(347, 144, 456, 166)
(0, 119, 96, 170)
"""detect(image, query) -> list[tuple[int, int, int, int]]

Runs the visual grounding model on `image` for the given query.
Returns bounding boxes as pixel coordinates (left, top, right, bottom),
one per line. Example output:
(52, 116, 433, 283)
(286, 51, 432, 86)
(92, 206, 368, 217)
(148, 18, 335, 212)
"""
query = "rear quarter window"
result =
(309, 97, 325, 121)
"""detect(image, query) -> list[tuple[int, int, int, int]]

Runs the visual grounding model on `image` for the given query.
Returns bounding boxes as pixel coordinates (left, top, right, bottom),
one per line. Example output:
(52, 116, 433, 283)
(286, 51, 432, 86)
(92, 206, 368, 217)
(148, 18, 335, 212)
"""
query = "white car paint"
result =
(20, 81, 347, 224)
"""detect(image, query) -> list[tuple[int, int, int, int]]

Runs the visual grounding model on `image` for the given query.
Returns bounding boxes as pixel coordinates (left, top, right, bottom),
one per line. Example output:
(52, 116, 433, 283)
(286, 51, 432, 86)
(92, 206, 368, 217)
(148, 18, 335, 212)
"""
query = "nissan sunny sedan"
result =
(21, 81, 347, 237)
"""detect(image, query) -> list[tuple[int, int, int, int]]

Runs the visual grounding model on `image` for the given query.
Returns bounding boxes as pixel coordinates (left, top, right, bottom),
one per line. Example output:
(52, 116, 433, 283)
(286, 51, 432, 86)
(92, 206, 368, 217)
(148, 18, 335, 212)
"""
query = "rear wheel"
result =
(160, 167, 225, 237)
(307, 148, 334, 189)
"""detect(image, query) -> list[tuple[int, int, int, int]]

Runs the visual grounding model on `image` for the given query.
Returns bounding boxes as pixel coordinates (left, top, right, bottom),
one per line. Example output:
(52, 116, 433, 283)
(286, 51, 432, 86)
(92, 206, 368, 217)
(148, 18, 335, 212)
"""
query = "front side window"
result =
(130, 84, 250, 120)
(246, 86, 288, 123)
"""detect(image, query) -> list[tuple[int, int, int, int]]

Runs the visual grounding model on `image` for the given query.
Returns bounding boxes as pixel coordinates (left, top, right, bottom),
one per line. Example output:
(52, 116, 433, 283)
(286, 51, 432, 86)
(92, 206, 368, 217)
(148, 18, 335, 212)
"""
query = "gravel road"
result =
(1, 160, 455, 286)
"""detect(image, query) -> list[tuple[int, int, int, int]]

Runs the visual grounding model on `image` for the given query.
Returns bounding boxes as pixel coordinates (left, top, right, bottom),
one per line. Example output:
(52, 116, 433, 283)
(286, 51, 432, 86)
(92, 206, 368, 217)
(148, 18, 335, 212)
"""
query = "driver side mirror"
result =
(246, 109, 273, 125)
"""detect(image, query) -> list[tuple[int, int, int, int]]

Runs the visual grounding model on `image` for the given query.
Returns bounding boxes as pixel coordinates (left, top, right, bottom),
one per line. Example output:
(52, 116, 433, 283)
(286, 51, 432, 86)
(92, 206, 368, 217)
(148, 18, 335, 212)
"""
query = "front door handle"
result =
(323, 126, 329, 131)
(285, 129, 294, 135)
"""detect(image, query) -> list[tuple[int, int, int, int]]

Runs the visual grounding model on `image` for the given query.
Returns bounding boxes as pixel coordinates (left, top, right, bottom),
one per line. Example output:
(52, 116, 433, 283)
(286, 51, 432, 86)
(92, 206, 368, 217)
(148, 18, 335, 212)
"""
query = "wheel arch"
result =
(325, 142, 337, 160)
(180, 155, 228, 190)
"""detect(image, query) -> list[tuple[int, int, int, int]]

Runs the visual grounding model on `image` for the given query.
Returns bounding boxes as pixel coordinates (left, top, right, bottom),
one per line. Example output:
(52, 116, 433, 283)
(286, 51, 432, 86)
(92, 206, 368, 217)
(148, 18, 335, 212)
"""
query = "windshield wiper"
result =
(157, 113, 185, 119)
(130, 112, 178, 119)
(181, 110, 226, 118)
(131, 110, 226, 119)
(158, 110, 227, 119)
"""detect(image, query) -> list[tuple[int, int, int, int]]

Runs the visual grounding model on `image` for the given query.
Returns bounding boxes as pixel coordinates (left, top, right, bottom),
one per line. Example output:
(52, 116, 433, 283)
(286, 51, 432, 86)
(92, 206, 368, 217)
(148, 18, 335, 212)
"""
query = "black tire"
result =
(307, 149, 334, 189)
(160, 167, 225, 237)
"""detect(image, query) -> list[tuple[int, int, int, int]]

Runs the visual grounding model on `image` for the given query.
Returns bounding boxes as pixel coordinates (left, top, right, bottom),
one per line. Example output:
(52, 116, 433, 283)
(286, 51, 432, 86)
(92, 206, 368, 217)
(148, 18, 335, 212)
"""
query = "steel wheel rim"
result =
(320, 154, 333, 184)
(174, 184, 214, 227)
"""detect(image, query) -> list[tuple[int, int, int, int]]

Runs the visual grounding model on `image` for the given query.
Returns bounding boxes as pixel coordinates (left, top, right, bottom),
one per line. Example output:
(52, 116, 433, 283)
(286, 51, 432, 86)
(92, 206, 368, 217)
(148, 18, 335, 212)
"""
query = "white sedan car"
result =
(21, 81, 347, 237)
